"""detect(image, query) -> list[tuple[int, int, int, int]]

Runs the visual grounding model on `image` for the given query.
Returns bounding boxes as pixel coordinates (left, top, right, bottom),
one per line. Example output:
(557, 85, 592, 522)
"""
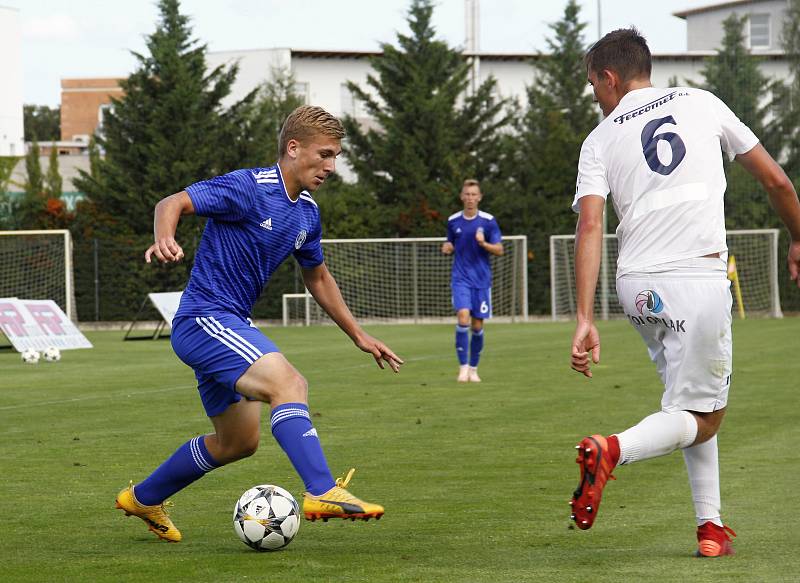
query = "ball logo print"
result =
(295, 230, 307, 249)
(635, 290, 664, 315)
(233, 484, 300, 551)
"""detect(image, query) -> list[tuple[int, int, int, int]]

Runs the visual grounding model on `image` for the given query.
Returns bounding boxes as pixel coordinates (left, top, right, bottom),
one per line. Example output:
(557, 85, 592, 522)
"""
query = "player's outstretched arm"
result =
(736, 144, 800, 287)
(144, 191, 195, 264)
(571, 195, 604, 378)
(302, 263, 404, 372)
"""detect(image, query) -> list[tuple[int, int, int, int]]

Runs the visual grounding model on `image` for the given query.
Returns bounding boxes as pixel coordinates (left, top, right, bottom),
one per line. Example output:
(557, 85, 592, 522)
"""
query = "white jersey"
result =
(573, 87, 759, 277)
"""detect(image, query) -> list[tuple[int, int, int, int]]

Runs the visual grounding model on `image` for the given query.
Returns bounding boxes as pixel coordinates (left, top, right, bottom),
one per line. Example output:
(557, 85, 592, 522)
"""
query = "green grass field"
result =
(1, 319, 798, 582)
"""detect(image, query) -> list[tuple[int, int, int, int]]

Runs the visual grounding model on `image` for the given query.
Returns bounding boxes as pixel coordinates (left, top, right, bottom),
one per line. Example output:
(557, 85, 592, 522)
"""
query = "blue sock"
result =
(270, 403, 335, 495)
(469, 328, 484, 367)
(455, 325, 469, 365)
(134, 436, 220, 506)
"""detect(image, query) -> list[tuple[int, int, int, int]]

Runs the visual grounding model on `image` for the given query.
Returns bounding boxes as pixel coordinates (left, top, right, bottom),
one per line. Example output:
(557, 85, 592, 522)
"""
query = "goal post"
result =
(282, 235, 528, 325)
(0, 229, 76, 321)
(550, 228, 782, 320)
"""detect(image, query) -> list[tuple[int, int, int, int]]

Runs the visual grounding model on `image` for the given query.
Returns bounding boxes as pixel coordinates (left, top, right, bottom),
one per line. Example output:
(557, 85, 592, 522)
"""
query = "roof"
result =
(673, 0, 774, 19)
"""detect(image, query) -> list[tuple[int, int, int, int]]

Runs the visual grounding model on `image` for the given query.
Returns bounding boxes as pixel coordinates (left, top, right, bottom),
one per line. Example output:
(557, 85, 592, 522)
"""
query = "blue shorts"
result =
(451, 284, 492, 319)
(171, 313, 279, 417)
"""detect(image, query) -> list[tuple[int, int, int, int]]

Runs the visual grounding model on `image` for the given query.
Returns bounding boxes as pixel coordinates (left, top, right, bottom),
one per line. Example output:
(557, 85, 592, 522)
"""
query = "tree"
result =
(497, 0, 596, 313)
(23, 105, 60, 142)
(770, 0, 800, 177)
(73, 0, 255, 238)
(44, 146, 62, 200)
(217, 68, 305, 170)
(71, 0, 259, 318)
(0, 156, 22, 229)
(343, 0, 511, 236)
(696, 13, 769, 140)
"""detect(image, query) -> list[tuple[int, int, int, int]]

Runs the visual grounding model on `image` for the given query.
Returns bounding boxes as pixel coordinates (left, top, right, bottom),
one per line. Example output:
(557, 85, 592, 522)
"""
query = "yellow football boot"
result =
(115, 482, 182, 542)
(303, 468, 384, 522)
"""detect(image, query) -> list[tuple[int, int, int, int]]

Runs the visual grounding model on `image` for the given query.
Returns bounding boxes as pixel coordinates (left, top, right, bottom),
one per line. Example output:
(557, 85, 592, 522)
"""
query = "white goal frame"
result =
(0, 229, 76, 321)
(550, 228, 782, 320)
(283, 235, 528, 326)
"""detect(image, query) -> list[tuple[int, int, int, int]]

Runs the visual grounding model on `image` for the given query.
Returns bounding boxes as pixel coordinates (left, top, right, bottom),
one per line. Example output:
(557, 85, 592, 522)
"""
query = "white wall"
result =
(0, 6, 24, 157)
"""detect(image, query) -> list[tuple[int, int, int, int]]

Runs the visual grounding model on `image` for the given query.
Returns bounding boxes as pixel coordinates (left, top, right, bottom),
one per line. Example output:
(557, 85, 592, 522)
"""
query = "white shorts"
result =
(616, 257, 732, 413)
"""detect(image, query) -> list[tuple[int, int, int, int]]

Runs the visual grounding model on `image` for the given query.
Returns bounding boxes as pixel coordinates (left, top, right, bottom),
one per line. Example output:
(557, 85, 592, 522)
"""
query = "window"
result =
(749, 13, 770, 49)
(293, 82, 309, 104)
(340, 84, 365, 118)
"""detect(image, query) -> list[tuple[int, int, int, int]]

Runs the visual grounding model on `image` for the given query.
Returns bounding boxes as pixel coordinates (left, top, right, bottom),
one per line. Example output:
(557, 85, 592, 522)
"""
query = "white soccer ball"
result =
(233, 484, 300, 551)
(21, 348, 40, 364)
(42, 346, 61, 362)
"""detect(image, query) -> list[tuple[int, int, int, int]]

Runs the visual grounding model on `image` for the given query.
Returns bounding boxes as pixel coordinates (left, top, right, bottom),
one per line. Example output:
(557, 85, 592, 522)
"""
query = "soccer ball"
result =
(233, 484, 300, 551)
(21, 348, 40, 364)
(42, 346, 61, 362)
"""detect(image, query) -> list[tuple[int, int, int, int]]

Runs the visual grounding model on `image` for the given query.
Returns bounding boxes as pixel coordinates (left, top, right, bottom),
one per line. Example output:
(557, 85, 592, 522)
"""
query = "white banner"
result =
(0, 298, 93, 352)
(148, 291, 183, 327)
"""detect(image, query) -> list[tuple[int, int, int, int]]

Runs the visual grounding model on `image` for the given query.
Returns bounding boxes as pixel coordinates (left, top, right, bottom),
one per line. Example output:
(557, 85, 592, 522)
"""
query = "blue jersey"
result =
(174, 165, 324, 320)
(446, 210, 502, 288)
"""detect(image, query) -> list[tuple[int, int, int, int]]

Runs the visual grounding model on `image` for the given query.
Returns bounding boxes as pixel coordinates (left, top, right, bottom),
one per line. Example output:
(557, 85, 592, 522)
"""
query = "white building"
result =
(0, 5, 24, 157)
(675, 0, 788, 53)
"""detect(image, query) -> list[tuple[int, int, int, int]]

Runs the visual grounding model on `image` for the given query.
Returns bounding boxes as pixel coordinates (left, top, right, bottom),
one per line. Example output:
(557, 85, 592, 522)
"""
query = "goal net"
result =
(550, 228, 782, 320)
(0, 230, 76, 321)
(282, 236, 528, 325)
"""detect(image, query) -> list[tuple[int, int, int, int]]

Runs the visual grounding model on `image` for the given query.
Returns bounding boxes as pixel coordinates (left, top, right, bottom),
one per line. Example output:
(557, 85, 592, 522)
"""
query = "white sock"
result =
(616, 411, 698, 465)
(683, 435, 723, 527)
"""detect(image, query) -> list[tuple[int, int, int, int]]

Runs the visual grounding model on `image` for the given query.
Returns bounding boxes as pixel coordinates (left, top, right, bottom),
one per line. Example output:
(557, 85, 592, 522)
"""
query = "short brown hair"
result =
(462, 178, 480, 189)
(278, 105, 346, 156)
(585, 28, 651, 83)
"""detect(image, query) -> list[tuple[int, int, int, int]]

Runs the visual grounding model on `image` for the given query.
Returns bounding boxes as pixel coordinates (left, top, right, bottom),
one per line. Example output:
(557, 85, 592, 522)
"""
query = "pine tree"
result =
(697, 13, 768, 139)
(218, 68, 305, 170)
(44, 146, 62, 200)
(770, 0, 800, 177)
(696, 13, 774, 231)
(18, 141, 46, 228)
(343, 0, 510, 235)
(497, 0, 595, 313)
(71, 0, 258, 317)
(73, 0, 254, 237)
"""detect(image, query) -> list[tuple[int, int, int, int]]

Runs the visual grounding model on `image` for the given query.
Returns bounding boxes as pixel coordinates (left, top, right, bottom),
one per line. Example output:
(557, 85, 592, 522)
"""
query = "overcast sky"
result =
(9, 0, 719, 107)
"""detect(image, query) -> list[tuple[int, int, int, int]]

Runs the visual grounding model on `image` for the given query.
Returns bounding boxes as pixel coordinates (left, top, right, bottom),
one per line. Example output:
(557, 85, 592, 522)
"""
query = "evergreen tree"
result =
(0, 157, 22, 229)
(19, 141, 46, 227)
(218, 68, 305, 170)
(73, 0, 254, 237)
(44, 146, 62, 199)
(71, 0, 257, 317)
(770, 0, 800, 177)
(343, 0, 510, 235)
(24, 140, 43, 199)
(693, 13, 781, 231)
(497, 0, 595, 313)
(697, 13, 768, 139)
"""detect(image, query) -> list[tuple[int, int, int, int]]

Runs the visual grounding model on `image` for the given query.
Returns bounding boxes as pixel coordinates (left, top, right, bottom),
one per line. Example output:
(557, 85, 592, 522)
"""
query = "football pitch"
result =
(1, 319, 797, 582)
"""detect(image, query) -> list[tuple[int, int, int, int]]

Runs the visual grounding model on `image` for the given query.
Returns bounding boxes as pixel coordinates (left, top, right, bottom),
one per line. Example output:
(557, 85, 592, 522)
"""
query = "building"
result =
(675, 0, 788, 53)
(51, 0, 792, 182)
(0, 5, 24, 157)
(60, 78, 124, 143)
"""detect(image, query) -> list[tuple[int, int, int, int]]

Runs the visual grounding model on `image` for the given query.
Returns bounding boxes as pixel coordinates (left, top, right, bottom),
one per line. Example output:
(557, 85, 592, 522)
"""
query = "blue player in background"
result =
(115, 105, 403, 542)
(441, 179, 503, 383)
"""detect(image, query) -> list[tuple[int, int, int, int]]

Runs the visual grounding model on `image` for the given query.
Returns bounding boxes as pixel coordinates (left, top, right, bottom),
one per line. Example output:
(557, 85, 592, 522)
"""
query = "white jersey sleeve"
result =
(706, 92, 759, 161)
(573, 134, 610, 212)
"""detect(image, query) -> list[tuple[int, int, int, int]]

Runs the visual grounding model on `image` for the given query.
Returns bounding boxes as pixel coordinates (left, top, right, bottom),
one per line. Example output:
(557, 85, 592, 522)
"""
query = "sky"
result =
(8, 0, 720, 107)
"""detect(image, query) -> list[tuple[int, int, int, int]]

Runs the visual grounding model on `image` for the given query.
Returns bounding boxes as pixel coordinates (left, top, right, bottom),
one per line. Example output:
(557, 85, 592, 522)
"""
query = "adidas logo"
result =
(302, 428, 318, 438)
(260, 217, 273, 231)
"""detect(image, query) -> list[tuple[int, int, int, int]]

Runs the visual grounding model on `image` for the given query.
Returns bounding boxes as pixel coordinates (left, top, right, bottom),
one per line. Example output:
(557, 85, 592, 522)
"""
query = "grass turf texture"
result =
(0, 319, 797, 582)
